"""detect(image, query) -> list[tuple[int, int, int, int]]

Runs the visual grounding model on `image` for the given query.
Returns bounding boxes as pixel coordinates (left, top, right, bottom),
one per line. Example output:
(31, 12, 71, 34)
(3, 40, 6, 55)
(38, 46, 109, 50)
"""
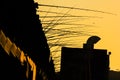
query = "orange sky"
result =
(35, 0, 120, 72)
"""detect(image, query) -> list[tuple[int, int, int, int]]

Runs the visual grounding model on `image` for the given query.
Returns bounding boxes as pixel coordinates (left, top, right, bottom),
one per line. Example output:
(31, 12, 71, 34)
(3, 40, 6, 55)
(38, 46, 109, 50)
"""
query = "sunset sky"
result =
(35, 0, 120, 72)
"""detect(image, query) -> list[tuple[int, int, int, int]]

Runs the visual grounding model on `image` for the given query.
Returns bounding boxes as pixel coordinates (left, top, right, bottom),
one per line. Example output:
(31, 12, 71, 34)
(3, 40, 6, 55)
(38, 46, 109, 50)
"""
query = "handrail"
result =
(0, 30, 36, 80)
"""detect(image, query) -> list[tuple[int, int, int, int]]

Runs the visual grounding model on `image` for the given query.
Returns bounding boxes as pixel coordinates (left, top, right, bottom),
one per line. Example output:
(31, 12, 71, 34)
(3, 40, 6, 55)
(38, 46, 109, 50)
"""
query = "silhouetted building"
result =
(60, 36, 110, 80)
(109, 70, 120, 80)
(0, 0, 55, 80)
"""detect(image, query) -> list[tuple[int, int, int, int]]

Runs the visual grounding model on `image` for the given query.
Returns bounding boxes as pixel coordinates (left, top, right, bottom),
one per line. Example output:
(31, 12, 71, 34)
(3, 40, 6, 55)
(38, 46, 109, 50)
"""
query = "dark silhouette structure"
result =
(60, 36, 110, 80)
(0, 0, 55, 80)
(109, 70, 120, 80)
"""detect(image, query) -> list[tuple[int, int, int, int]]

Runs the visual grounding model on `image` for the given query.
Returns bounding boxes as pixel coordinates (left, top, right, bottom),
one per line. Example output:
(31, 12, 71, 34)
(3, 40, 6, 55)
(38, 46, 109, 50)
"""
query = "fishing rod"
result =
(38, 3, 115, 15)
